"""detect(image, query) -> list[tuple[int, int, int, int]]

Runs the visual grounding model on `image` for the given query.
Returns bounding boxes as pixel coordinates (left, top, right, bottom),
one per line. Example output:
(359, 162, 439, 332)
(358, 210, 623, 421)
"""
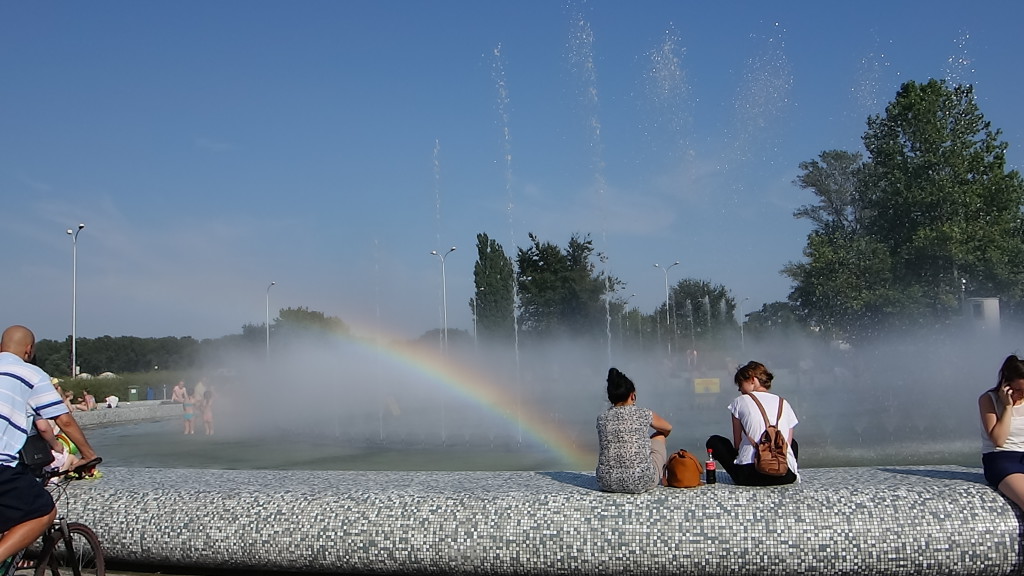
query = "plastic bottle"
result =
(705, 448, 717, 484)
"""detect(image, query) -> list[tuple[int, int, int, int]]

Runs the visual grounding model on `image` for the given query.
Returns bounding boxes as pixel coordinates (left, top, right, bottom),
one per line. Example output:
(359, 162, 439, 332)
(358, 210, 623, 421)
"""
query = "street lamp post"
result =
(739, 297, 750, 353)
(430, 246, 456, 446)
(473, 287, 484, 349)
(654, 261, 679, 355)
(621, 293, 636, 336)
(67, 224, 85, 378)
(430, 247, 456, 352)
(266, 281, 276, 359)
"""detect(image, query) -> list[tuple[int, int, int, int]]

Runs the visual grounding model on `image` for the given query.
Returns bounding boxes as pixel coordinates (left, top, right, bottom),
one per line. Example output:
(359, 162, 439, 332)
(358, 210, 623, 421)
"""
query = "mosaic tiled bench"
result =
(63, 466, 1020, 575)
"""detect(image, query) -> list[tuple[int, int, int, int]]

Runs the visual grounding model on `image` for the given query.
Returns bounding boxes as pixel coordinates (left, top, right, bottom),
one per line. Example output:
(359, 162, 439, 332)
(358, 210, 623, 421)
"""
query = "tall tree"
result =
(861, 79, 1024, 318)
(786, 79, 1024, 338)
(515, 233, 611, 339)
(470, 233, 515, 342)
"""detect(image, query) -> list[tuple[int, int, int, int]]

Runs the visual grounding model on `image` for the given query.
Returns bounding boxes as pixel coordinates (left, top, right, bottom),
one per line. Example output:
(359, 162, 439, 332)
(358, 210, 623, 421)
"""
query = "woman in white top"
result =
(978, 354, 1024, 509)
(706, 361, 799, 486)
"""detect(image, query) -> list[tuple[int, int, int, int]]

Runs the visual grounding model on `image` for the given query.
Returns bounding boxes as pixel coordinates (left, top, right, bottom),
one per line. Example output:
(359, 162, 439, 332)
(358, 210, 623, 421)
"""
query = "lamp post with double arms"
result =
(653, 261, 679, 355)
(430, 247, 456, 353)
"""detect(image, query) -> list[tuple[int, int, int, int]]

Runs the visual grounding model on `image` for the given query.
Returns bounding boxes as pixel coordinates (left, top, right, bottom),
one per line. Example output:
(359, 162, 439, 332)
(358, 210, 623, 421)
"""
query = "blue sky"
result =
(1, 1, 1022, 341)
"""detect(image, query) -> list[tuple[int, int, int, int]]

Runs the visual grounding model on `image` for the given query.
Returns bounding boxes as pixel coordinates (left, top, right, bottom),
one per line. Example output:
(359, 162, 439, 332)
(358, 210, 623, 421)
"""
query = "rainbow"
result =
(336, 328, 595, 470)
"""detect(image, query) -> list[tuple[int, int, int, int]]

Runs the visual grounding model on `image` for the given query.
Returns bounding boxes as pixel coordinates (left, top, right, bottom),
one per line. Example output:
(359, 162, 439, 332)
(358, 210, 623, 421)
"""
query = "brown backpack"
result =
(665, 449, 702, 488)
(744, 393, 789, 477)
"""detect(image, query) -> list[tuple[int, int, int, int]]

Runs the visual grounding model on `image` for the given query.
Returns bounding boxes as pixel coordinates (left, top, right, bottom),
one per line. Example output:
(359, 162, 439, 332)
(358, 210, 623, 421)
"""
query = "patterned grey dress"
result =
(596, 404, 659, 493)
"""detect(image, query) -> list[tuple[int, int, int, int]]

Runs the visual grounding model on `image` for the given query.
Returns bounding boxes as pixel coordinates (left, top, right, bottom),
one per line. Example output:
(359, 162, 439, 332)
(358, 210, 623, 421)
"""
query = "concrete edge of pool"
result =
(58, 465, 1023, 576)
(71, 400, 184, 428)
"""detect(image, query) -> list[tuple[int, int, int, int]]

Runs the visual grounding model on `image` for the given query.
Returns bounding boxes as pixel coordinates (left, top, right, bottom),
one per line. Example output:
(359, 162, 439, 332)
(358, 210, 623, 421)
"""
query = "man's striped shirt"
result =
(0, 351, 68, 466)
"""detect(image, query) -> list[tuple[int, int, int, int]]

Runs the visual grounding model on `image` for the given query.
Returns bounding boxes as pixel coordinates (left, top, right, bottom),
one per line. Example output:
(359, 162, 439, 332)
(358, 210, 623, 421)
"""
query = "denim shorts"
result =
(982, 450, 1024, 487)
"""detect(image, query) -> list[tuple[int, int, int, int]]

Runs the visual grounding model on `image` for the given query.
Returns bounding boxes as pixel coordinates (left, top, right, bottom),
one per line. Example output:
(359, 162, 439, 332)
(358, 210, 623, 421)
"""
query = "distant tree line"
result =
(469, 230, 746, 354)
(35, 306, 349, 377)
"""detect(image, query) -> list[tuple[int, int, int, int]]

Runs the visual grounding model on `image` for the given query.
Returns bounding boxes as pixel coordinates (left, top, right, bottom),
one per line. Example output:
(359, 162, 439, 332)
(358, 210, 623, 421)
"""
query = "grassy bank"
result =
(57, 370, 195, 403)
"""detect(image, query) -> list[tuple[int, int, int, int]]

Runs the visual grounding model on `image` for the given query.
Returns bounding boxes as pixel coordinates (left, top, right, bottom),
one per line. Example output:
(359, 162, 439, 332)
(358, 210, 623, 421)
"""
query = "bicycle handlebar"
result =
(44, 456, 102, 481)
(73, 457, 102, 474)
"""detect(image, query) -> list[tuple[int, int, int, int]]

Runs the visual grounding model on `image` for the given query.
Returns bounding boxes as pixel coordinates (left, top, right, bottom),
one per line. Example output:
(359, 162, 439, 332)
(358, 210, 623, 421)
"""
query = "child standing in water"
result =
(201, 390, 214, 435)
(182, 390, 195, 435)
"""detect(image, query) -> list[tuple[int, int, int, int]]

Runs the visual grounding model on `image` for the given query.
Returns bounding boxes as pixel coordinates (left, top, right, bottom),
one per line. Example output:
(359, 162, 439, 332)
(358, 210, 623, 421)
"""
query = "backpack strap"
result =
(742, 393, 786, 447)
(743, 392, 770, 447)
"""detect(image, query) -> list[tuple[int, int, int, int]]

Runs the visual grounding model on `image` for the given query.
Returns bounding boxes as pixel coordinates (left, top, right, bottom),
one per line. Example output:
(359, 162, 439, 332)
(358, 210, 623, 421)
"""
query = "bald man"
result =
(0, 325, 100, 567)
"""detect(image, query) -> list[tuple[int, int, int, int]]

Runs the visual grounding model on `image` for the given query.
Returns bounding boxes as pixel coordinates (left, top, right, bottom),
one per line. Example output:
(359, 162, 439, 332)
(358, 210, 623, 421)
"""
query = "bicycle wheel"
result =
(33, 523, 104, 576)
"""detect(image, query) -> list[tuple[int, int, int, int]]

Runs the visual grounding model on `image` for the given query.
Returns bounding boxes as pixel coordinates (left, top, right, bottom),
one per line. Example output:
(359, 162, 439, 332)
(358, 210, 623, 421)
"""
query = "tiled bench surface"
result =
(63, 466, 1021, 576)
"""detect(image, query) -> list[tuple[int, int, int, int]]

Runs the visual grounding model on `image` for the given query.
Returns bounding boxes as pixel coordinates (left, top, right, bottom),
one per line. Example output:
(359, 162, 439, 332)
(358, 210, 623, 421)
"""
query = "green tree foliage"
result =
(618, 307, 657, 351)
(665, 279, 737, 349)
(785, 232, 901, 337)
(862, 80, 1024, 315)
(275, 306, 348, 332)
(515, 233, 614, 339)
(34, 336, 199, 376)
(271, 306, 349, 343)
(786, 79, 1024, 339)
(239, 322, 268, 345)
(792, 150, 865, 235)
(745, 301, 806, 337)
(470, 233, 515, 342)
(33, 338, 70, 377)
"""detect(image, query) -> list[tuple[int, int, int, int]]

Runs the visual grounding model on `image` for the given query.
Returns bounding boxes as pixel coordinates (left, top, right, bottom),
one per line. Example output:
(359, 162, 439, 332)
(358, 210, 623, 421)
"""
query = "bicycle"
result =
(2, 457, 105, 576)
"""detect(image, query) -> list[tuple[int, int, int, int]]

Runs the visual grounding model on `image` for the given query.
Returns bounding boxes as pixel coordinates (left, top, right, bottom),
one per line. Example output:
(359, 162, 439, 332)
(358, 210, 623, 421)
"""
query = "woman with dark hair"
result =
(596, 367, 673, 493)
(706, 361, 800, 486)
(979, 354, 1024, 509)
